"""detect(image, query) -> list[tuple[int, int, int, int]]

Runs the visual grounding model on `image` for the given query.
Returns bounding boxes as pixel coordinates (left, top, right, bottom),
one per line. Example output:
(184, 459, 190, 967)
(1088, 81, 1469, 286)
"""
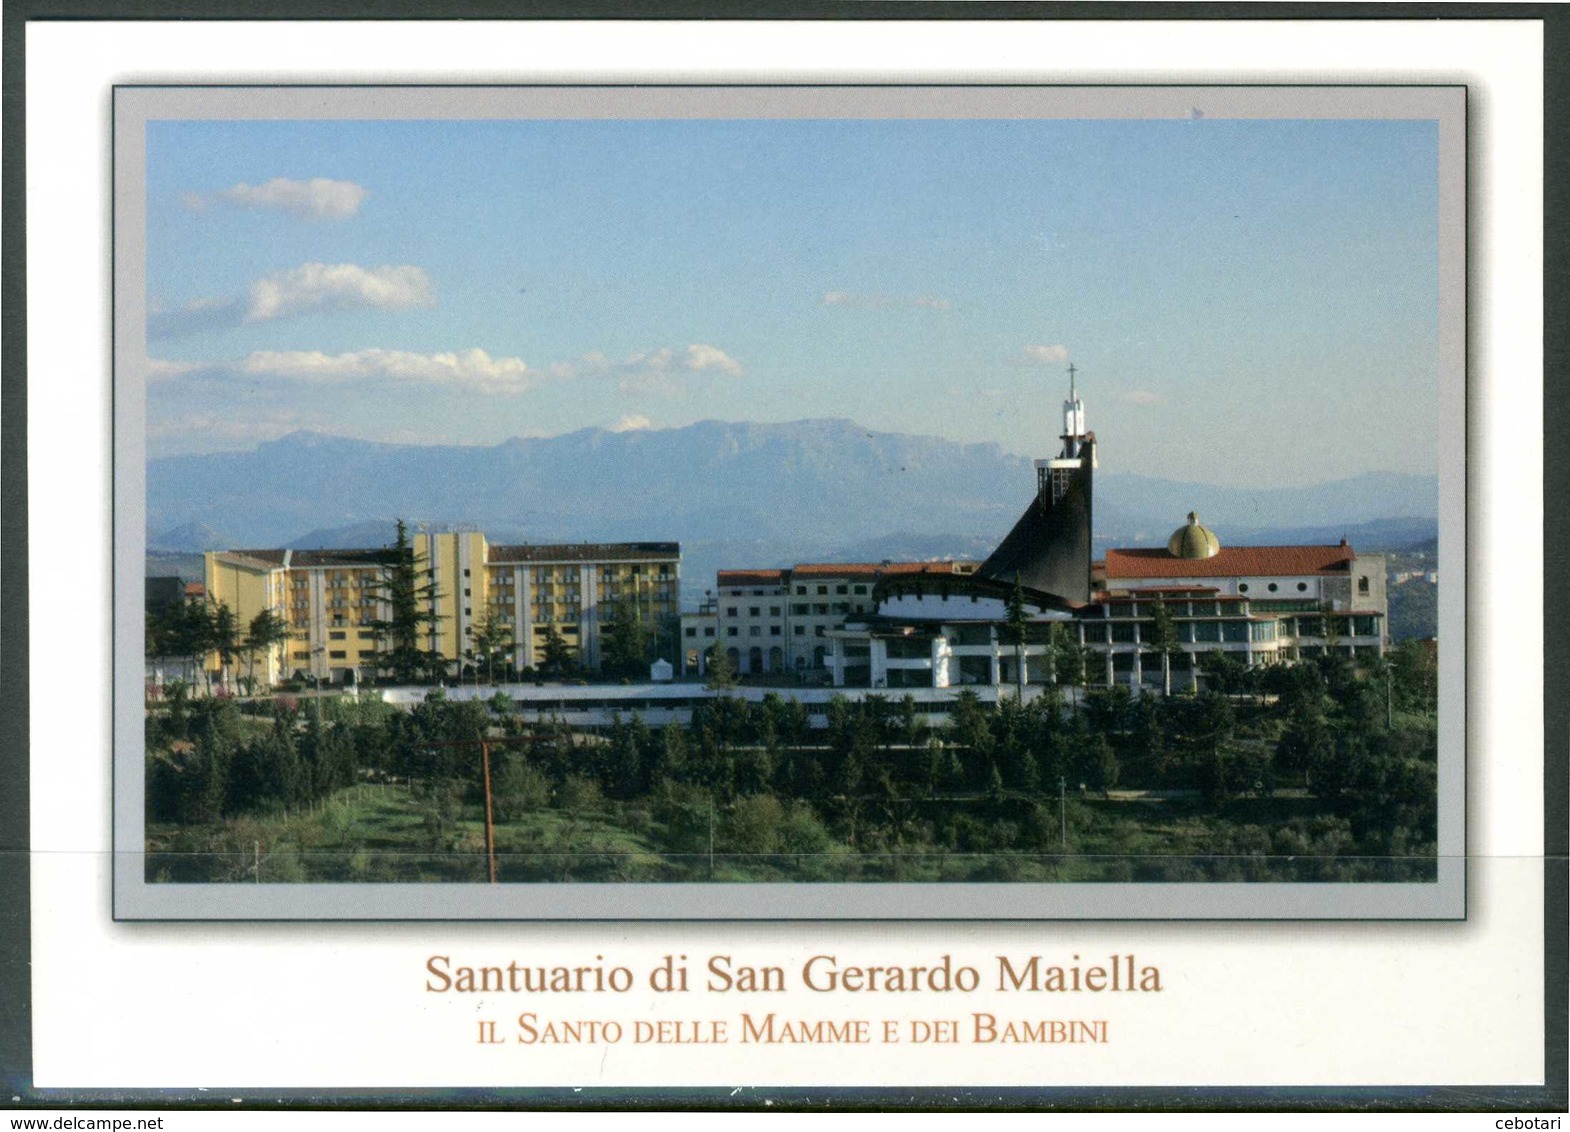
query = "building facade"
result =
(681, 561, 982, 678)
(202, 532, 679, 686)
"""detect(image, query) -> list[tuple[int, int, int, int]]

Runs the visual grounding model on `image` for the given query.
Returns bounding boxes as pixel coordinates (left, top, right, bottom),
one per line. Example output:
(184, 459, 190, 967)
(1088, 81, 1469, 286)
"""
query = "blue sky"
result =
(144, 116, 1439, 485)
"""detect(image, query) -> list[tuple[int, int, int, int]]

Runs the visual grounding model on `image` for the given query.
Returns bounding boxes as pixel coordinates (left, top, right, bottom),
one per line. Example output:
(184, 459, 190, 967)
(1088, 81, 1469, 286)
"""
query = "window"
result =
(1267, 583, 1278, 592)
(796, 586, 806, 595)
(328, 650, 347, 660)
(726, 606, 738, 617)
(1296, 582, 1308, 593)
(704, 628, 714, 637)
(465, 607, 471, 616)
(817, 586, 828, 595)
(749, 607, 761, 617)
(770, 626, 781, 636)
(464, 588, 471, 597)
(794, 626, 805, 635)
(329, 631, 346, 640)
(792, 603, 808, 615)
(685, 627, 696, 638)
(769, 606, 780, 616)
(836, 585, 848, 595)
(1358, 576, 1370, 595)
(853, 585, 867, 595)
(815, 626, 826, 636)
(749, 626, 761, 637)
(1238, 583, 1249, 593)
(728, 627, 739, 637)
(463, 568, 470, 577)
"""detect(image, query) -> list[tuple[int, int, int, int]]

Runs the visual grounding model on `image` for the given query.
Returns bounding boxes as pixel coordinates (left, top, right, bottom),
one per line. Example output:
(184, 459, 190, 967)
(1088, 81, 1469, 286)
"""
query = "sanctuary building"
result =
(709, 369, 1388, 694)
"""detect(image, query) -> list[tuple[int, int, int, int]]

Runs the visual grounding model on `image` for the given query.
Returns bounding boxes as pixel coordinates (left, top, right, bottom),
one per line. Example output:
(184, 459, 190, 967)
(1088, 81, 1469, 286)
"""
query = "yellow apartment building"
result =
(202, 532, 680, 687)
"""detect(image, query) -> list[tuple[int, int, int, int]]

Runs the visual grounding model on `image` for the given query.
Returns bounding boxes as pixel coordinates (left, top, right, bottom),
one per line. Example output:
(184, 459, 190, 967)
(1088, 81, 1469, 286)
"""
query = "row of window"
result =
(724, 602, 865, 617)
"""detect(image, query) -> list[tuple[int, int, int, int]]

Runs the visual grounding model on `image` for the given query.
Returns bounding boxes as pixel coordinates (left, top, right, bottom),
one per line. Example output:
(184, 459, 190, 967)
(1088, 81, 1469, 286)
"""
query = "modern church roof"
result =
(974, 451, 1094, 605)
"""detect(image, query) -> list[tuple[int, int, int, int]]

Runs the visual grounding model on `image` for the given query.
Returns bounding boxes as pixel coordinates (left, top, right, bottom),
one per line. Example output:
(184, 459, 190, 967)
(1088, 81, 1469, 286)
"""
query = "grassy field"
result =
(146, 780, 1434, 885)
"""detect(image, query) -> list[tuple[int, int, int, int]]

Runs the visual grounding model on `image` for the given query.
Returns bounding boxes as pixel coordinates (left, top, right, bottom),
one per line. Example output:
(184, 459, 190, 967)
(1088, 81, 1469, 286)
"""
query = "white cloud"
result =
(543, 344, 744, 396)
(154, 347, 535, 395)
(149, 341, 740, 398)
(245, 263, 434, 323)
(1024, 344, 1071, 363)
(823, 290, 894, 309)
(610, 414, 654, 433)
(149, 262, 436, 340)
(822, 290, 951, 312)
(209, 177, 370, 221)
(1122, 390, 1166, 405)
(614, 344, 745, 395)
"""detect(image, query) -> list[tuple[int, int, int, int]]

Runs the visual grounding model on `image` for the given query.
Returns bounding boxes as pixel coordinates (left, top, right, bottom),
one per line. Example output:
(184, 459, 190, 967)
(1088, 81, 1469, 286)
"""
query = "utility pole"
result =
(480, 741, 497, 883)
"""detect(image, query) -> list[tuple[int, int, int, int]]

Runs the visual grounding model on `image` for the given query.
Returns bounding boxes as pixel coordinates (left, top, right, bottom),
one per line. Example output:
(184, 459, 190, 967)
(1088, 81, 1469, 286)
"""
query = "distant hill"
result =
(147, 421, 1438, 599)
(148, 520, 231, 553)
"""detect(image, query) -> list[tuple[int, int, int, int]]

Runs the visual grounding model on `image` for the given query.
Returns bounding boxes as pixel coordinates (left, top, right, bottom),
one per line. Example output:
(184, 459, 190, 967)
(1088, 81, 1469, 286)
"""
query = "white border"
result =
(26, 18, 1545, 1090)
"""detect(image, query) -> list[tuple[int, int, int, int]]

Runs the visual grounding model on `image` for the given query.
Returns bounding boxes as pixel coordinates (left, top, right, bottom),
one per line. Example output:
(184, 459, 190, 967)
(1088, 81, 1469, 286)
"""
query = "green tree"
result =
(241, 608, 292, 692)
(1145, 598, 1179, 697)
(704, 642, 737, 690)
(469, 608, 515, 684)
(1001, 575, 1031, 697)
(600, 598, 652, 679)
(539, 624, 576, 677)
(147, 594, 212, 689)
(366, 520, 444, 685)
(208, 601, 241, 693)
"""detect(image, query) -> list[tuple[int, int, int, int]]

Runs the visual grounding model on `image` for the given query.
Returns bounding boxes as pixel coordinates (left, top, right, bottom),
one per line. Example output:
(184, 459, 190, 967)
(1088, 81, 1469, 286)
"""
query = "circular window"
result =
(1267, 583, 1279, 593)
(1238, 583, 1249, 593)
(1297, 582, 1308, 592)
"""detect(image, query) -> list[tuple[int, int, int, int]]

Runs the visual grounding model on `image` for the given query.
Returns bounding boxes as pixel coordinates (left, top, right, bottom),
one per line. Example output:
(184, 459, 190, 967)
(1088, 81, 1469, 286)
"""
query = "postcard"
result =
(15, 15, 1555, 1102)
(112, 83, 1465, 922)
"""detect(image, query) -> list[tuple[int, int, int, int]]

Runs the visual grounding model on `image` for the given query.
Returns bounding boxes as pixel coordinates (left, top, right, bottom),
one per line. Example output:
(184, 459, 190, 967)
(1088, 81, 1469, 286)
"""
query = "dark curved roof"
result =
(975, 447, 1093, 604)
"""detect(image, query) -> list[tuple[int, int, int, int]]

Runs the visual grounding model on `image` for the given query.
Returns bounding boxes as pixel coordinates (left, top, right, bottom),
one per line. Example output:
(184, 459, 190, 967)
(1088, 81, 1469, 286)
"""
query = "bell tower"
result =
(1036, 363, 1097, 506)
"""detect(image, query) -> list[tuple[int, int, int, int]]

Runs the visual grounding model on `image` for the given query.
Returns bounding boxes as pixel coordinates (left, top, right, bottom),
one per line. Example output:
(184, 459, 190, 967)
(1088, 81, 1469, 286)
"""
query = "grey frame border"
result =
(112, 83, 1466, 921)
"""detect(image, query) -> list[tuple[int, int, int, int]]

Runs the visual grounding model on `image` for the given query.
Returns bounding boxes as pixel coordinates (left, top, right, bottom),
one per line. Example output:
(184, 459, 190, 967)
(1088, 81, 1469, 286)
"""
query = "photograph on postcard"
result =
(112, 85, 1465, 920)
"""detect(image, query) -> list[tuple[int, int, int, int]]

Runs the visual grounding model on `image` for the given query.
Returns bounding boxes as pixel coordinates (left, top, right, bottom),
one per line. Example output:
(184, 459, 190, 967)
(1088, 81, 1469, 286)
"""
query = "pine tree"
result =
(366, 520, 444, 685)
(601, 598, 652, 678)
(1002, 575, 1031, 696)
(540, 624, 576, 678)
(1145, 598, 1180, 697)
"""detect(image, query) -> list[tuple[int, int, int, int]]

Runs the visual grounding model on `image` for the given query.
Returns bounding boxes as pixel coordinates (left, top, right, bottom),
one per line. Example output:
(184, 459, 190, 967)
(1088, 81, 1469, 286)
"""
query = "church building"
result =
(824, 368, 1387, 694)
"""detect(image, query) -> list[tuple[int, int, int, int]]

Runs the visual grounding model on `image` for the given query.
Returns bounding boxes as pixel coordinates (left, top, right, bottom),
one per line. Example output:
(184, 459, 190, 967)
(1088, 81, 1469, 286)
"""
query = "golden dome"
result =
(1167, 512, 1221, 559)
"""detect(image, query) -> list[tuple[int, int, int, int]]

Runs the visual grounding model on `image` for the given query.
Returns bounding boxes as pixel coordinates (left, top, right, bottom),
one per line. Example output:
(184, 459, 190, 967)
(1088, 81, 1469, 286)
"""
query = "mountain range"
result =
(147, 420, 1439, 596)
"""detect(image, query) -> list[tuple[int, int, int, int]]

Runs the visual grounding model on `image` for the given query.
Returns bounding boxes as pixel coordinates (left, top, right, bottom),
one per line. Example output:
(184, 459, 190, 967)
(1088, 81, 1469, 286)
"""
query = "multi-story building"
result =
(681, 561, 981, 679)
(202, 532, 679, 686)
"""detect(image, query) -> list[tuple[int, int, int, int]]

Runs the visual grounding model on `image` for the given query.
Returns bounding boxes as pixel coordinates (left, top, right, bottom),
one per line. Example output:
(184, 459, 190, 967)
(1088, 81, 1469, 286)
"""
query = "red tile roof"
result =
(791, 563, 885, 578)
(1105, 545, 1356, 579)
(879, 561, 980, 577)
(717, 569, 786, 586)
